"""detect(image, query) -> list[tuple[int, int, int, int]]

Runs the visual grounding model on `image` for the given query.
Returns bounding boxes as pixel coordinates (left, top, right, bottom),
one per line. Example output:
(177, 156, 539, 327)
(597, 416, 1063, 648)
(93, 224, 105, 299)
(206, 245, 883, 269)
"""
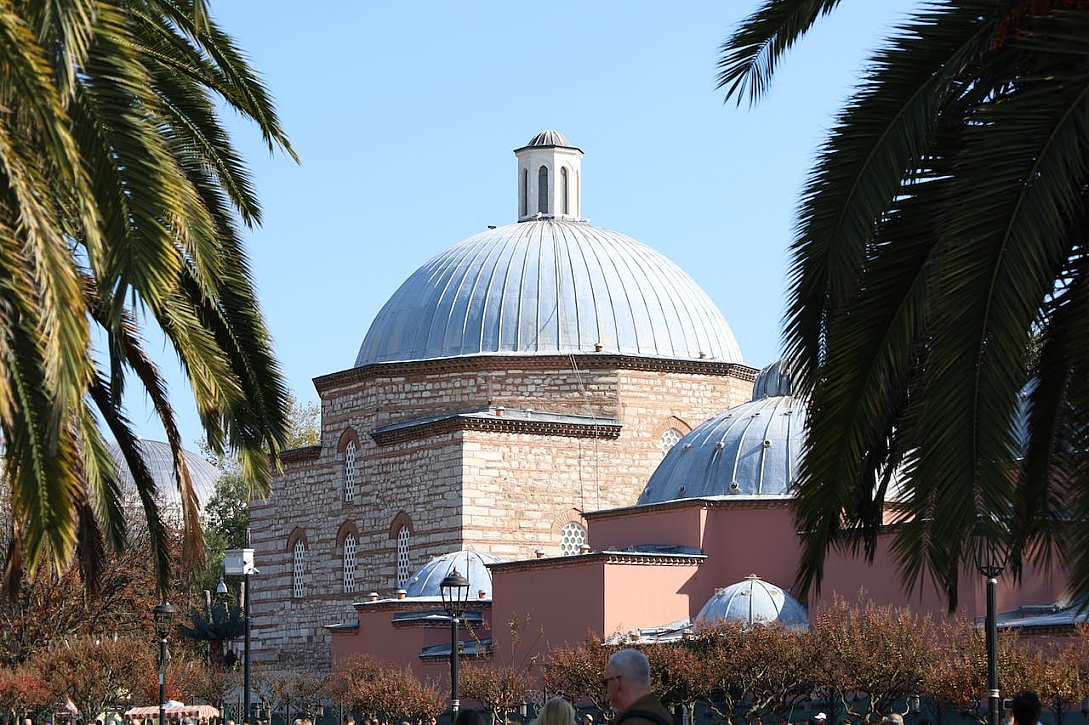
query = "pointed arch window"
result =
(293, 539, 306, 599)
(343, 533, 357, 593)
(396, 525, 411, 586)
(561, 167, 569, 214)
(344, 440, 357, 503)
(661, 428, 683, 457)
(538, 166, 549, 214)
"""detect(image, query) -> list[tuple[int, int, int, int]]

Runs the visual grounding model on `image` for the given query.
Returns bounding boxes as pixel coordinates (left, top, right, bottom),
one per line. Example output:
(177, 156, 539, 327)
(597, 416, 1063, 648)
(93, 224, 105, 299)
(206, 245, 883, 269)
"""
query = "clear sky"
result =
(130, 0, 921, 450)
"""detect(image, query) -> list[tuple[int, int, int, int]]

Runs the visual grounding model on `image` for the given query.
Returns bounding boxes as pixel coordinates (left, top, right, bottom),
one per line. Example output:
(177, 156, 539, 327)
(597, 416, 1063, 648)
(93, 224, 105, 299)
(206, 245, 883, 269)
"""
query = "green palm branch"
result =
(0, 0, 294, 595)
(720, 0, 1089, 608)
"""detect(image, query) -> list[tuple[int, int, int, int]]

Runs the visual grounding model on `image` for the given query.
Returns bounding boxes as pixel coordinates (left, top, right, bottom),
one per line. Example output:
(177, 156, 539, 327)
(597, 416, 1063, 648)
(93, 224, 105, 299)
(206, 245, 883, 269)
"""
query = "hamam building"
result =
(248, 131, 759, 669)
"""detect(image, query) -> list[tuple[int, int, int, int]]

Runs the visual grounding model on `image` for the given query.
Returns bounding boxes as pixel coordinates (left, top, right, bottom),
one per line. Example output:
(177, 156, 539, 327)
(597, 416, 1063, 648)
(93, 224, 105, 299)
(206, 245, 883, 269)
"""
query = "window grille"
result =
(560, 522, 587, 556)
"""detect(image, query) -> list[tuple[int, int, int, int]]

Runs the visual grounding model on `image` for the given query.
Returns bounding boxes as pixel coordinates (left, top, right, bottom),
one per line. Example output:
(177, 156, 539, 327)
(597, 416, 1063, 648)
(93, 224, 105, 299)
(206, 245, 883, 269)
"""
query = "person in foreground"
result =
(605, 649, 673, 725)
(1011, 692, 1042, 725)
(535, 697, 577, 725)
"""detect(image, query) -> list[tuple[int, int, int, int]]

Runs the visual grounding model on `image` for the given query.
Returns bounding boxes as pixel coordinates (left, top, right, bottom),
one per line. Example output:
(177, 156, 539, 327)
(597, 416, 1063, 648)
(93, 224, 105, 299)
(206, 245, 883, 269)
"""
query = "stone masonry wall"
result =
(249, 357, 756, 670)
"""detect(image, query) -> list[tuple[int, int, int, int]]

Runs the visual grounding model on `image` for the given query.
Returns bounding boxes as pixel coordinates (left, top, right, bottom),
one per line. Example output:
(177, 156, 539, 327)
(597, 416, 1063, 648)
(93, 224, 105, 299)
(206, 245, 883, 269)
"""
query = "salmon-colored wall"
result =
(490, 558, 607, 652)
(331, 602, 491, 686)
(603, 562, 702, 635)
(589, 507, 707, 551)
(330, 499, 1070, 684)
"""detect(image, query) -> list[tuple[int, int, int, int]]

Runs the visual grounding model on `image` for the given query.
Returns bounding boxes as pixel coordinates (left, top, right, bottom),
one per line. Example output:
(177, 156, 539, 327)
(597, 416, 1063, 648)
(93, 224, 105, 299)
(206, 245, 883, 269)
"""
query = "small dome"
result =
(525, 129, 573, 148)
(639, 393, 803, 503)
(403, 549, 505, 598)
(752, 359, 794, 399)
(356, 220, 742, 366)
(695, 574, 807, 627)
(106, 439, 220, 510)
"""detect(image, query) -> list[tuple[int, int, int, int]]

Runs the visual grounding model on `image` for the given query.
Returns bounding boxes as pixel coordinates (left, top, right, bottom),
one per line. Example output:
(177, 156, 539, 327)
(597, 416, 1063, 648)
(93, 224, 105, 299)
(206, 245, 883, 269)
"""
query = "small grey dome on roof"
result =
(404, 549, 505, 599)
(106, 439, 220, 510)
(752, 359, 794, 399)
(695, 574, 807, 627)
(356, 220, 742, 366)
(526, 129, 573, 148)
(639, 391, 803, 504)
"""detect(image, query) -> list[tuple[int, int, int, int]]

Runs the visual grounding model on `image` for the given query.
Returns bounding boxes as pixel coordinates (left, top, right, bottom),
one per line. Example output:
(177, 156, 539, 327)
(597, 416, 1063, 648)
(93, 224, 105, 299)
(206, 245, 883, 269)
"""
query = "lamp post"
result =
(152, 601, 177, 725)
(225, 548, 258, 725)
(974, 513, 1007, 725)
(439, 567, 471, 716)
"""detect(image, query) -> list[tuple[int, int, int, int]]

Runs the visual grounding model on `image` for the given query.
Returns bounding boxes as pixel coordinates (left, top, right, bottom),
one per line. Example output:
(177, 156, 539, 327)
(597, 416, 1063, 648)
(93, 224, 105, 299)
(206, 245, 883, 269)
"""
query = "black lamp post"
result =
(152, 601, 177, 725)
(974, 513, 1007, 725)
(439, 567, 471, 716)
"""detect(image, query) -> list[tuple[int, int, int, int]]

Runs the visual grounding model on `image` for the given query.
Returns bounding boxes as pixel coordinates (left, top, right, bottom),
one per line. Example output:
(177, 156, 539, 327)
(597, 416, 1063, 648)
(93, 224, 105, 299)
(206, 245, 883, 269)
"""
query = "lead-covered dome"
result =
(695, 574, 807, 627)
(403, 549, 505, 598)
(356, 220, 742, 366)
(106, 439, 221, 510)
(638, 360, 803, 503)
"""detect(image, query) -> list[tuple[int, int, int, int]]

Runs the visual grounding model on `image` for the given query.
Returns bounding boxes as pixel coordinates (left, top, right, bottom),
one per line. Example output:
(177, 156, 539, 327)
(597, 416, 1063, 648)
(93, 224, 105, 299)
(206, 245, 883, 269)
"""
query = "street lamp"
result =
(439, 567, 471, 716)
(974, 512, 1007, 725)
(225, 548, 258, 725)
(152, 601, 177, 725)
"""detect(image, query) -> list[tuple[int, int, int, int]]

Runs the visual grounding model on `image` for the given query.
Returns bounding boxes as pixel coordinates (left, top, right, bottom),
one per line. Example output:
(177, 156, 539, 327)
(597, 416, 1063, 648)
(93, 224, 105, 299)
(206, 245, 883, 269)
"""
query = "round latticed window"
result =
(559, 522, 587, 556)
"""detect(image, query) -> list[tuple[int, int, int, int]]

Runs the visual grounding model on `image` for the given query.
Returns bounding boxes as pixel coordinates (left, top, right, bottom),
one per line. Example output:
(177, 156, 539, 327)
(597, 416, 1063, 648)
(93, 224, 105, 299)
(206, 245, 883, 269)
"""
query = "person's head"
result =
(582, 715, 594, 725)
(534, 697, 576, 725)
(453, 710, 486, 725)
(886, 715, 904, 725)
(1012, 692, 1042, 725)
(343, 716, 355, 725)
(604, 649, 652, 711)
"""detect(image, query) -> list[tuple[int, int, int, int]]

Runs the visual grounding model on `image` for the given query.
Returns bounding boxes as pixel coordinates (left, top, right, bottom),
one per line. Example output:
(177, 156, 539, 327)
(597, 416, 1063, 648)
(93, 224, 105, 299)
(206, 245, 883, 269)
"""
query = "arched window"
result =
(538, 166, 549, 214)
(561, 167, 569, 214)
(343, 533, 357, 593)
(292, 539, 306, 599)
(396, 525, 411, 586)
(661, 428, 683, 457)
(559, 522, 587, 556)
(344, 440, 357, 503)
(520, 168, 528, 217)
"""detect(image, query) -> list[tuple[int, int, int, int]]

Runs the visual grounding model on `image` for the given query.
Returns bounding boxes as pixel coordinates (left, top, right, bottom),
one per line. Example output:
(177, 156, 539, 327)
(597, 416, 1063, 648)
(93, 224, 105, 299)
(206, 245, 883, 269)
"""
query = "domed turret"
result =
(695, 574, 807, 627)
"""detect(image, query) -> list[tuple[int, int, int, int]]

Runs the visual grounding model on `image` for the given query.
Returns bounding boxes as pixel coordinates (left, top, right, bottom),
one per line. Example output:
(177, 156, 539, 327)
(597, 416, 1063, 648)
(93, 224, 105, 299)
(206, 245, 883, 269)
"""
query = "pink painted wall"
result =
(331, 602, 491, 686)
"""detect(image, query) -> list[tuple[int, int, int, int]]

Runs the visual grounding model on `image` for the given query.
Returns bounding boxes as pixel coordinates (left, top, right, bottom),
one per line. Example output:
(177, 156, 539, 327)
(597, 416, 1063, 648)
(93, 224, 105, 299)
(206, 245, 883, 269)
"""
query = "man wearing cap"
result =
(811, 713, 828, 725)
(604, 649, 674, 725)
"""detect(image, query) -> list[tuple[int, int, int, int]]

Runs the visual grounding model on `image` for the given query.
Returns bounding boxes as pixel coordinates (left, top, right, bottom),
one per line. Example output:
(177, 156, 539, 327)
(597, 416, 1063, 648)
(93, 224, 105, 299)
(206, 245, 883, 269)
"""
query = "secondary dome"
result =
(106, 439, 220, 510)
(695, 574, 807, 627)
(403, 549, 505, 598)
(638, 368, 803, 503)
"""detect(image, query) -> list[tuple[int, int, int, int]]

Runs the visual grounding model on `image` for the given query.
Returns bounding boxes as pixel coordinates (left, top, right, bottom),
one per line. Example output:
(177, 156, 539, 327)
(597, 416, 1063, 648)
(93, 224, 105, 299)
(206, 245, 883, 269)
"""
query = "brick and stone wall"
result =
(249, 355, 756, 669)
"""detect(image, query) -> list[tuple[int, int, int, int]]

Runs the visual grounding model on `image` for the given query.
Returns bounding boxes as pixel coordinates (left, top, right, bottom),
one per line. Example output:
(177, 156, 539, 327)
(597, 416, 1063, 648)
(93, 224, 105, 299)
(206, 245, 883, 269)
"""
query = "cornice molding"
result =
(315, 354, 757, 393)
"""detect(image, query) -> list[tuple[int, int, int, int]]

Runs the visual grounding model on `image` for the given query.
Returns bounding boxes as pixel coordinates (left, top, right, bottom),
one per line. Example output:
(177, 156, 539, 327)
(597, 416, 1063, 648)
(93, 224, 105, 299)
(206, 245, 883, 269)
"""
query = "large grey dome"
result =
(638, 361, 803, 504)
(356, 220, 742, 366)
(106, 439, 220, 510)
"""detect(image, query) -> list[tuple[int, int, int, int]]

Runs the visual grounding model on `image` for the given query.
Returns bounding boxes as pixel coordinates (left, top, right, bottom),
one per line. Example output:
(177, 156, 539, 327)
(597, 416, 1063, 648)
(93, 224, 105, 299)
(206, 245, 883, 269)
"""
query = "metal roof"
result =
(356, 220, 742, 366)
(403, 549, 505, 598)
(106, 439, 220, 510)
(638, 392, 804, 503)
(525, 129, 573, 148)
(694, 574, 808, 627)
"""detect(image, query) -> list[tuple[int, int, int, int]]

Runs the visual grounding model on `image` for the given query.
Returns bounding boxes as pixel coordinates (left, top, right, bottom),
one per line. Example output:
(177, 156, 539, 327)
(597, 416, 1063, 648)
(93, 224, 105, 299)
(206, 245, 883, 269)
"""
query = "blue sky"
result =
(132, 0, 921, 449)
